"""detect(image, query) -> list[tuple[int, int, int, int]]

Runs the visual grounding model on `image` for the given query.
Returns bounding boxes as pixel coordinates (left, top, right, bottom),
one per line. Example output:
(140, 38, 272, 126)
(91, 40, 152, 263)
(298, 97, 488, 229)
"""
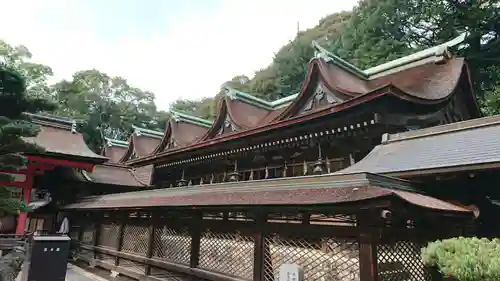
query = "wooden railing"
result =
(70, 211, 438, 281)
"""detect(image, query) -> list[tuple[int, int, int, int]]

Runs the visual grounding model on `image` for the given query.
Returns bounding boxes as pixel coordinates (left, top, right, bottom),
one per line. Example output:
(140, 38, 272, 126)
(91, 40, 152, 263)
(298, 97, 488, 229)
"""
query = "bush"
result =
(421, 237, 500, 281)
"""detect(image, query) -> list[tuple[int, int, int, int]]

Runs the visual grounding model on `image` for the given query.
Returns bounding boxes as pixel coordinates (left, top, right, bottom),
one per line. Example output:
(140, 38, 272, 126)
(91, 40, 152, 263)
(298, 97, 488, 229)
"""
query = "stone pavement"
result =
(15, 263, 109, 281)
(65, 264, 109, 281)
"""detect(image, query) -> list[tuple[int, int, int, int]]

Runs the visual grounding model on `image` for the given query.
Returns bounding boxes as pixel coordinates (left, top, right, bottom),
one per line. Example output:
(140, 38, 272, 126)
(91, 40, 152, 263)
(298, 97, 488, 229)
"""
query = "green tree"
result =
(333, 0, 500, 104)
(51, 69, 168, 152)
(267, 11, 352, 99)
(168, 12, 352, 118)
(0, 64, 55, 213)
(0, 40, 54, 100)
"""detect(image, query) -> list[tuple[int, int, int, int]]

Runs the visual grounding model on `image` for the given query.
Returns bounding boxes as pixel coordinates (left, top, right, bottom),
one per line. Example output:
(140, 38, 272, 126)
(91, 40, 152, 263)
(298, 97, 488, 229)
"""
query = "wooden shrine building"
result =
(16, 114, 152, 234)
(55, 34, 493, 281)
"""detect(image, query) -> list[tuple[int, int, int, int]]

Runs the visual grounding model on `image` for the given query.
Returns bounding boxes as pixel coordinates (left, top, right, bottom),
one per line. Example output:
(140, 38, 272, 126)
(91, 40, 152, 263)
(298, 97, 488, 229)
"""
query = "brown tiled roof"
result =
(63, 172, 470, 214)
(276, 58, 469, 120)
(155, 118, 210, 153)
(121, 134, 161, 162)
(335, 115, 500, 177)
(75, 163, 149, 187)
(133, 165, 154, 185)
(170, 120, 209, 146)
(25, 114, 107, 163)
(133, 135, 160, 157)
(226, 98, 271, 128)
(103, 146, 127, 163)
(129, 55, 481, 166)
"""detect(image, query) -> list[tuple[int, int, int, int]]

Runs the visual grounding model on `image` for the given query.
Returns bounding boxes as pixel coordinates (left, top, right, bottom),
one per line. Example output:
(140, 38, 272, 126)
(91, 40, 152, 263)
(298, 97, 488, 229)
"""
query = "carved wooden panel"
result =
(300, 82, 344, 114)
(164, 137, 178, 151)
(216, 115, 238, 137)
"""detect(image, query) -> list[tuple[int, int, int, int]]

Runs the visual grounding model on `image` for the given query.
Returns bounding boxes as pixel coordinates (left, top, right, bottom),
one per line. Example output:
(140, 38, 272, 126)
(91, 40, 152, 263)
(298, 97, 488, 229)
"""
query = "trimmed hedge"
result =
(422, 237, 500, 281)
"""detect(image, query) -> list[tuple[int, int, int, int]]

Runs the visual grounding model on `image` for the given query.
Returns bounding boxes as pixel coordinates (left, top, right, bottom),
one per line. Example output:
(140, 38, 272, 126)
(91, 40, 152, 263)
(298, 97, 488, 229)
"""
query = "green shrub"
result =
(421, 237, 500, 281)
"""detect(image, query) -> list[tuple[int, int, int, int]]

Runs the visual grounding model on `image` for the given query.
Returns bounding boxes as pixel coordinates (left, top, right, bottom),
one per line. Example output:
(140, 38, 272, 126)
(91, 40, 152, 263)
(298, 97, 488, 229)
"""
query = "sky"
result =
(0, 0, 357, 110)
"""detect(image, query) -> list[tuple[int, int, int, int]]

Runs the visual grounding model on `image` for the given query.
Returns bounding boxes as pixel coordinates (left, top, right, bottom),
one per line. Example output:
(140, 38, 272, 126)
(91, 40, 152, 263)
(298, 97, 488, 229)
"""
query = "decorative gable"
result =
(164, 137, 179, 151)
(216, 115, 238, 137)
(301, 82, 343, 114)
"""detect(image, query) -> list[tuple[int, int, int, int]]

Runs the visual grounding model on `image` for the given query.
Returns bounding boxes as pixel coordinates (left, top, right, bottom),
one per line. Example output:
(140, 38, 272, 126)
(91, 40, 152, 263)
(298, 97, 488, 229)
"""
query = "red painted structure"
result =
(7, 156, 97, 234)
(4, 113, 108, 234)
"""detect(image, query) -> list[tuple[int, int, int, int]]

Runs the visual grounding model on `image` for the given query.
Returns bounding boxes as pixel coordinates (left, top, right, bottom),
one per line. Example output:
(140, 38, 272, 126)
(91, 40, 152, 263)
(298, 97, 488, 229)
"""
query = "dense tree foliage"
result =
(0, 64, 55, 214)
(51, 70, 169, 152)
(0, 0, 499, 153)
(171, 1, 500, 118)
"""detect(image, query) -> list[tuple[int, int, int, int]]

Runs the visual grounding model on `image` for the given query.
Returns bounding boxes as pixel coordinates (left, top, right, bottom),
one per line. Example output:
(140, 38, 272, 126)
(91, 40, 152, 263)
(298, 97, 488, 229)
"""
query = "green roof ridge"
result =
(312, 33, 466, 80)
(25, 113, 80, 126)
(105, 137, 129, 148)
(311, 41, 368, 80)
(223, 86, 297, 110)
(270, 93, 299, 108)
(223, 86, 274, 110)
(132, 125, 164, 138)
(363, 33, 466, 77)
(170, 110, 213, 128)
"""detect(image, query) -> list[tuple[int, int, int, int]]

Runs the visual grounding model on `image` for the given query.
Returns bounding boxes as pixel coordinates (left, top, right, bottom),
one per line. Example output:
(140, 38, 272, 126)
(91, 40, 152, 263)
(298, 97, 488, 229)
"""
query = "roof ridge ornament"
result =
(312, 33, 467, 80)
(104, 137, 129, 148)
(223, 84, 297, 110)
(170, 110, 213, 128)
(364, 33, 467, 78)
(311, 41, 368, 80)
(71, 120, 77, 134)
(132, 125, 163, 139)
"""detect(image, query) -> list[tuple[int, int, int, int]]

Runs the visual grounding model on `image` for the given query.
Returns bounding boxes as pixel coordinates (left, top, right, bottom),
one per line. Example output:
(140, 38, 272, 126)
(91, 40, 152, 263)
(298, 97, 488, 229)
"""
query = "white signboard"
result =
(278, 264, 303, 281)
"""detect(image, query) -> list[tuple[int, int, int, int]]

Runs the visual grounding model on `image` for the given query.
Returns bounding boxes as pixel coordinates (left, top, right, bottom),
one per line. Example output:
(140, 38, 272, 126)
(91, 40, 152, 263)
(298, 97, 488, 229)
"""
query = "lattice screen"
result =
(121, 223, 149, 255)
(119, 259, 145, 274)
(377, 241, 430, 281)
(265, 235, 360, 281)
(152, 225, 191, 265)
(69, 226, 80, 240)
(81, 224, 95, 245)
(79, 249, 94, 261)
(96, 252, 115, 265)
(199, 229, 255, 280)
(150, 267, 192, 281)
(98, 223, 119, 249)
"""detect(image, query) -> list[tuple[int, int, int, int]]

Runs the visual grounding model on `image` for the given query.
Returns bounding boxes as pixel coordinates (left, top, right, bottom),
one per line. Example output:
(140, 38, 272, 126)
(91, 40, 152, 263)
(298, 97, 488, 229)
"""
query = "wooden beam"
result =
(145, 212, 155, 276)
(15, 173, 34, 234)
(189, 211, 202, 268)
(27, 155, 95, 171)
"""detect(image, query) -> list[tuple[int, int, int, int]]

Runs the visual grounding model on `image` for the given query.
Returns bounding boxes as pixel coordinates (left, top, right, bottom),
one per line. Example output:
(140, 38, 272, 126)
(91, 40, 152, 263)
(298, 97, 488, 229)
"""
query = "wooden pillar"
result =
(253, 213, 272, 281)
(358, 212, 378, 281)
(114, 212, 126, 266)
(15, 173, 34, 234)
(189, 211, 202, 268)
(145, 212, 156, 276)
(92, 213, 101, 260)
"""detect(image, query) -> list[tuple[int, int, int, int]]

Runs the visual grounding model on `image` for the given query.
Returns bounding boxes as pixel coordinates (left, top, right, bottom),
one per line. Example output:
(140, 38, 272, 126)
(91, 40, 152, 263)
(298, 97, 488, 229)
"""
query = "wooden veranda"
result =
(64, 173, 473, 281)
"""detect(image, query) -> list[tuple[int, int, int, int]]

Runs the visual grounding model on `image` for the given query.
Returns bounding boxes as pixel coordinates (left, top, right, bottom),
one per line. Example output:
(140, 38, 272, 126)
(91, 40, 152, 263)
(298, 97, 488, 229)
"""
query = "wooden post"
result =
(358, 212, 378, 281)
(253, 213, 273, 281)
(15, 173, 34, 234)
(145, 212, 156, 276)
(115, 212, 126, 266)
(92, 213, 101, 260)
(189, 211, 202, 268)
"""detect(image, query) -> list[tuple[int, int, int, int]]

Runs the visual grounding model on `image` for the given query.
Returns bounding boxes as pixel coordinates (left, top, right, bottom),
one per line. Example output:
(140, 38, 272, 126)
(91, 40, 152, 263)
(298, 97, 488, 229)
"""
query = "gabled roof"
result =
(25, 113, 107, 163)
(128, 33, 481, 166)
(63, 172, 470, 215)
(102, 137, 128, 163)
(335, 115, 500, 177)
(71, 163, 150, 187)
(120, 126, 163, 162)
(154, 111, 213, 153)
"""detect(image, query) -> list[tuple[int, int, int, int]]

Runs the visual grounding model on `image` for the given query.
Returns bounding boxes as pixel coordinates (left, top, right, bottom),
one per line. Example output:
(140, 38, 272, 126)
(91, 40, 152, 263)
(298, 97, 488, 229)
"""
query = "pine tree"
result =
(0, 63, 55, 214)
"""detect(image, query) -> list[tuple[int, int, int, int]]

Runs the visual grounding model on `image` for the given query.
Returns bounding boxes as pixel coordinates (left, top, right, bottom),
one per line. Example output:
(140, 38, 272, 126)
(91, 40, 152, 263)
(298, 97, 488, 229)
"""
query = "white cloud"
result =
(0, 0, 357, 110)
